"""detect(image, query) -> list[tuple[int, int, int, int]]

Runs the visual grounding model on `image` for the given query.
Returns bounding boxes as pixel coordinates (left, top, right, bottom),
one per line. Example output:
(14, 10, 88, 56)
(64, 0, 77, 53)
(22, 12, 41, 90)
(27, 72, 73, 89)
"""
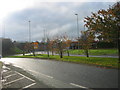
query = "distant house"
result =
(70, 41, 80, 49)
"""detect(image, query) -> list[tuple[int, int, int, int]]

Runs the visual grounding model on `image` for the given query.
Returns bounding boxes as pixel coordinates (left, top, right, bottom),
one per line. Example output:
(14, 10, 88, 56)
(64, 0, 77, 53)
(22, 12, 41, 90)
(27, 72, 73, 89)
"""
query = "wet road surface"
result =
(0, 58, 118, 88)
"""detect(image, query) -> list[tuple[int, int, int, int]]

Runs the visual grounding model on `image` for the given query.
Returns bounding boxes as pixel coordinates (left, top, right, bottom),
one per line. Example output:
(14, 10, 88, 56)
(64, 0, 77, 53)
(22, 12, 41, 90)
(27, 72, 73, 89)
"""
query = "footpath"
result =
(0, 62, 50, 89)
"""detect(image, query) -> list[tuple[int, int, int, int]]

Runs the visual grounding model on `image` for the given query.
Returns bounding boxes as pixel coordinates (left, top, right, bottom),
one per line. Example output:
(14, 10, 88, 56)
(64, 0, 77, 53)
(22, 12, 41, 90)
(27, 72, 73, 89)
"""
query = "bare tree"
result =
(53, 36, 67, 58)
(64, 39, 71, 56)
(49, 40, 55, 56)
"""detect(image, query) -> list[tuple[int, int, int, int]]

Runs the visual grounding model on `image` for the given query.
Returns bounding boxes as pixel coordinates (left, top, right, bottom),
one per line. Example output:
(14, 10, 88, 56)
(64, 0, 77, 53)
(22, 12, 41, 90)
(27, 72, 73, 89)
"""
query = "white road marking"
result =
(39, 72, 53, 79)
(4, 71, 13, 74)
(29, 70, 53, 79)
(70, 83, 88, 89)
(22, 83, 36, 89)
(15, 71, 35, 82)
(2, 66, 10, 70)
(2, 70, 9, 73)
(4, 77, 24, 85)
(4, 73, 17, 78)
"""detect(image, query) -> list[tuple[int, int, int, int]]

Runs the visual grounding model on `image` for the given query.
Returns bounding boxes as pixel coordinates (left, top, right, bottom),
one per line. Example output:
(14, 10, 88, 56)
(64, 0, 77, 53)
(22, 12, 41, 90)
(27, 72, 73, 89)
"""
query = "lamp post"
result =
(75, 14, 80, 49)
(28, 20, 31, 42)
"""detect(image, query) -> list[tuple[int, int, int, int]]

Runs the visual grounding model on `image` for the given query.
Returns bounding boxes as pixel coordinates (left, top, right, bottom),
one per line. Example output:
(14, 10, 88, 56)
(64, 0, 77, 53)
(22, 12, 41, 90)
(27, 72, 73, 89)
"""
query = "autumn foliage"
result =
(84, 2, 120, 43)
(84, 2, 120, 59)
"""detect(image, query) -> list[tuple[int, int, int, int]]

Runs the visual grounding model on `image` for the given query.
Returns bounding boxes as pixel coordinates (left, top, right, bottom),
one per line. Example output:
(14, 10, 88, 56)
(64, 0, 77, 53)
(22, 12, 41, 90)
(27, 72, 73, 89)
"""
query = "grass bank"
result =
(9, 54, 119, 69)
(65, 49, 118, 56)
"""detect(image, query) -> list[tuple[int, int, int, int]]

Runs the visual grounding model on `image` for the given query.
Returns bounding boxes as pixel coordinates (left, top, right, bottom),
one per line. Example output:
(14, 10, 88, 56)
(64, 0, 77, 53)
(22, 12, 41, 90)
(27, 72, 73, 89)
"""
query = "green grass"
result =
(13, 47, 23, 54)
(9, 54, 119, 69)
(65, 49, 118, 56)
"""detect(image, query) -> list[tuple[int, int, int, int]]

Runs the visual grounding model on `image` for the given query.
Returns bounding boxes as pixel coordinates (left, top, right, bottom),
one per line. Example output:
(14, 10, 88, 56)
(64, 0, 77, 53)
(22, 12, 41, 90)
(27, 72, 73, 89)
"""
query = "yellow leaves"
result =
(98, 9, 107, 15)
(108, 9, 113, 14)
(84, 17, 91, 20)
(83, 2, 119, 43)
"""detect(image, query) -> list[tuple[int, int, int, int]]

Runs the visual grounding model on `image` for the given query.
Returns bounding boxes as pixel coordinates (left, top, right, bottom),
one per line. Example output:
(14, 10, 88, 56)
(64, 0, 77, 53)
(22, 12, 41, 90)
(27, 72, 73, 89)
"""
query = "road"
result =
(0, 58, 118, 88)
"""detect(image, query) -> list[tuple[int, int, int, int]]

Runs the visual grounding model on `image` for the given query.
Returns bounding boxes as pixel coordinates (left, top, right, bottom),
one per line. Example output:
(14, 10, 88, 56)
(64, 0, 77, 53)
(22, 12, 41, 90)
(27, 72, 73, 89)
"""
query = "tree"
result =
(84, 2, 120, 59)
(49, 40, 55, 56)
(64, 39, 71, 56)
(53, 36, 67, 58)
(24, 42, 35, 56)
(15, 42, 26, 55)
(46, 38, 50, 57)
(62, 33, 71, 56)
(79, 31, 94, 57)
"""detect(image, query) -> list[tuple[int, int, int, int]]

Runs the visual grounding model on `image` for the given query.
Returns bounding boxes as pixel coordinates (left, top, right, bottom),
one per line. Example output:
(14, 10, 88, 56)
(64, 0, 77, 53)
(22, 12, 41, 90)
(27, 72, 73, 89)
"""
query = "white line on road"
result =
(4, 71, 13, 74)
(22, 83, 36, 89)
(4, 73, 17, 78)
(2, 66, 10, 70)
(15, 71, 35, 82)
(4, 77, 24, 85)
(70, 83, 88, 89)
(39, 72, 53, 79)
(29, 70, 53, 79)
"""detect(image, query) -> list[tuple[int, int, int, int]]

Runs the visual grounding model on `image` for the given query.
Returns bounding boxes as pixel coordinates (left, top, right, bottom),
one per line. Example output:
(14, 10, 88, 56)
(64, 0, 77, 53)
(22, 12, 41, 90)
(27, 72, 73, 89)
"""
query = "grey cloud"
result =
(3, 2, 114, 41)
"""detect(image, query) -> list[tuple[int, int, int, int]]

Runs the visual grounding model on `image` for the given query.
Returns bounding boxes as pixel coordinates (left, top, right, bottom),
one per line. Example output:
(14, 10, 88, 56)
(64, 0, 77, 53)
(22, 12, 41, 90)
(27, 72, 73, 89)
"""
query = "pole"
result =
(3, 23, 5, 38)
(28, 20, 31, 42)
(75, 14, 79, 49)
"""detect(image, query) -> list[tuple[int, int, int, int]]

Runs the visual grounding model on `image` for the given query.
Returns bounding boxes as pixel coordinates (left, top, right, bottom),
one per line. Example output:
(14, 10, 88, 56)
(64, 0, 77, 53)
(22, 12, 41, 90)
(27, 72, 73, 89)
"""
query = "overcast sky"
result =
(0, 0, 117, 42)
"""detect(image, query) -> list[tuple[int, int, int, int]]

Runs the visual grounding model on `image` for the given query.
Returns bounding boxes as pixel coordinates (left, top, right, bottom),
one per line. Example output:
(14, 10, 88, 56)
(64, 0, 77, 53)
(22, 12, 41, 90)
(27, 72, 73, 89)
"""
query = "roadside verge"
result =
(8, 54, 119, 69)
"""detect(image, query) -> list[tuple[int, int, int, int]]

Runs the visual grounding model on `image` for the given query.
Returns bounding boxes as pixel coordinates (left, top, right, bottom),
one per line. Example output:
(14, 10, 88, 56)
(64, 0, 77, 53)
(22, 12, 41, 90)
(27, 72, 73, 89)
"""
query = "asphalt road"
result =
(1, 65, 50, 88)
(0, 58, 118, 88)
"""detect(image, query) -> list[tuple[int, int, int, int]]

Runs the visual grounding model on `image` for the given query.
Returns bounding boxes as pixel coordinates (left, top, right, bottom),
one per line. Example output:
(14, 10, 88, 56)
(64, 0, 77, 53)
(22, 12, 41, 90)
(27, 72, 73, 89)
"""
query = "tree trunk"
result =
(85, 49, 89, 57)
(32, 51, 35, 56)
(67, 49, 70, 56)
(47, 50, 49, 57)
(60, 51, 63, 58)
(118, 28, 120, 63)
(23, 50, 25, 56)
(52, 50, 54, 56)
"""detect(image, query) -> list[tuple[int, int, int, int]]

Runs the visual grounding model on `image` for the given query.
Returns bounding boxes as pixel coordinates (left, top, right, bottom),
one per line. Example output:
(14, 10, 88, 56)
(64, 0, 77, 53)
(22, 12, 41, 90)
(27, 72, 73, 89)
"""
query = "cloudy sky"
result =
(0, 0, 117, 42)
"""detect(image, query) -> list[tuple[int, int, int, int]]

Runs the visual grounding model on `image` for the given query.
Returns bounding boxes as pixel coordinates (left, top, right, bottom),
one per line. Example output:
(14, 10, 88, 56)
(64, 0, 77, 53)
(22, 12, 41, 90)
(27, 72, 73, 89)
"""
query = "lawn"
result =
(65, 49, 118, 56)
(9, 54, 119, 69)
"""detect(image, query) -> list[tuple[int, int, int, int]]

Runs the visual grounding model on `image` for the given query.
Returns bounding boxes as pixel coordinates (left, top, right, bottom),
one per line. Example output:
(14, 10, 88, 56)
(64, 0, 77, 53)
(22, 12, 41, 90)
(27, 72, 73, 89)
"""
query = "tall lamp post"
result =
(28, 20, 31, 42)
(75, 14, 80, 49)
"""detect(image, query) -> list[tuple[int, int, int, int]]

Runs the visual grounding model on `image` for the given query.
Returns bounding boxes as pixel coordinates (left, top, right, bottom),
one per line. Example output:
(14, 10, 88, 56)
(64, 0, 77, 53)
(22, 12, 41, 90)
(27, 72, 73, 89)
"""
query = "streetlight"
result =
(75, 13, 80, 49)
(28, 20, 31, 42)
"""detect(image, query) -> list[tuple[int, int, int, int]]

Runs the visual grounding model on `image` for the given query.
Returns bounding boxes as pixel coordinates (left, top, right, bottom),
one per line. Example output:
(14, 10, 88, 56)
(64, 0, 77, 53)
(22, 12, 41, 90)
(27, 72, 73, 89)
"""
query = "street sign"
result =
(32, 42, 39, 49)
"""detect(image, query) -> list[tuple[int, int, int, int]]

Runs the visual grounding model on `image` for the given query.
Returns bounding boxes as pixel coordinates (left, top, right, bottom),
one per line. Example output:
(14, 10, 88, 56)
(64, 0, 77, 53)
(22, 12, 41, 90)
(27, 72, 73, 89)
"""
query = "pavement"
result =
(1, 63, 50, 89)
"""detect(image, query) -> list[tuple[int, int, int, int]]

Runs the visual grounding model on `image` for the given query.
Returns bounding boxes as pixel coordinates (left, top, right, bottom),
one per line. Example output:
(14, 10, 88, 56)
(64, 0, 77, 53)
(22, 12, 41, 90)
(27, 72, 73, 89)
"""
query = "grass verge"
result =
(65, 49, 118, 56)
(9, 54, 119, 69)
